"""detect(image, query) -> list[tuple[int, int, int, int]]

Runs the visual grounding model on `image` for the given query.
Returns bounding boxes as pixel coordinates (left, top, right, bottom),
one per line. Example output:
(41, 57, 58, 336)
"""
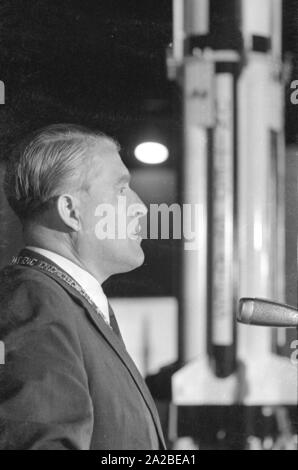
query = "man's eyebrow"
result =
(116, 173, 131, 184)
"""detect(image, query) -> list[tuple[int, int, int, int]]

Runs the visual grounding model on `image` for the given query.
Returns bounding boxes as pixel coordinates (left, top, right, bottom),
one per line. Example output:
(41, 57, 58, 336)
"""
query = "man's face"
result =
(78, 143, 147, 279)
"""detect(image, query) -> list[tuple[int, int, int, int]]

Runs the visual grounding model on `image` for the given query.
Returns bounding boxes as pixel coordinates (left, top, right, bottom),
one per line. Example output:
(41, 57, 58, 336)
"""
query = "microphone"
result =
(238, 298, 298, 327)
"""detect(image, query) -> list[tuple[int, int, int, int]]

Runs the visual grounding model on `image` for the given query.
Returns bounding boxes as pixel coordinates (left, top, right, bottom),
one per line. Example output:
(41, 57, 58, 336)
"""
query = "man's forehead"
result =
(90, 144, 130, 181)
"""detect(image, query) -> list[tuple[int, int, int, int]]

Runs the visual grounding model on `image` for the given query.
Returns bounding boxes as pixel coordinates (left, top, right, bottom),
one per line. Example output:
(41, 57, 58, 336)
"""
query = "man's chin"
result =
(134, 250, 145, 268)
(123, 243, 145, 271)
(130, 246, 145, 269)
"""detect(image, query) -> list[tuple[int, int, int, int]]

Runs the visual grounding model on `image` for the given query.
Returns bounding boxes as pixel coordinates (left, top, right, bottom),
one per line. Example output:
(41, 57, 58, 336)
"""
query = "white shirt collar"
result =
(26, 246, 110, 324)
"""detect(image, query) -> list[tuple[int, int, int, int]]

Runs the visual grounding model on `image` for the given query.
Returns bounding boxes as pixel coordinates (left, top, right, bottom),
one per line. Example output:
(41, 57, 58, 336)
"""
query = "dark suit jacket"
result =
(0, 249, 166, 450)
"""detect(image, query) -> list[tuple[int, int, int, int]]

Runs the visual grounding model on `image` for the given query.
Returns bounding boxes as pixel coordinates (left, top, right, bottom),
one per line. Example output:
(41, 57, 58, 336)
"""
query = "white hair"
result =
(4, 123, 119, 223)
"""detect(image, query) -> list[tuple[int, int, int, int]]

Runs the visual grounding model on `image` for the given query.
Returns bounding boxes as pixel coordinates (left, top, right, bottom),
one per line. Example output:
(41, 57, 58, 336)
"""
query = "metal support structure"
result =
(168, 0, 297, 407)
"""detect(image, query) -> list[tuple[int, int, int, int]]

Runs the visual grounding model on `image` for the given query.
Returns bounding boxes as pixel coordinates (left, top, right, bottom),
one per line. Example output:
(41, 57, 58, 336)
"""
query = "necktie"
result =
(108, 303, 125, 344)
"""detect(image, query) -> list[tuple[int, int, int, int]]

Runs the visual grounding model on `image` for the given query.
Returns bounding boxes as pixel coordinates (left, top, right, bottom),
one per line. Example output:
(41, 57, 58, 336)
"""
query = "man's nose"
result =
(131, 191, 148, 218)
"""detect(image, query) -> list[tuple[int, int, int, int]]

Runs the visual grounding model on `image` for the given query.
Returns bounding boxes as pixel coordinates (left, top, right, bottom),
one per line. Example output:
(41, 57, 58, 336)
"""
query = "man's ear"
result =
(56, 194, 81, 231)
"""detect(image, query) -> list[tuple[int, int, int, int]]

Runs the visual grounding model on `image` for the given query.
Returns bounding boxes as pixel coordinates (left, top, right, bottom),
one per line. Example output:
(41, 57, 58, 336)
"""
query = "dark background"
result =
(0, 0, 297, 301)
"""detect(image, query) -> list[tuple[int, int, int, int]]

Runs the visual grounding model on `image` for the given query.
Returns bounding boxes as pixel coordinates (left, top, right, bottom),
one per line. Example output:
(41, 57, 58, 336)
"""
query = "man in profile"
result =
(0, 124, 166, 450)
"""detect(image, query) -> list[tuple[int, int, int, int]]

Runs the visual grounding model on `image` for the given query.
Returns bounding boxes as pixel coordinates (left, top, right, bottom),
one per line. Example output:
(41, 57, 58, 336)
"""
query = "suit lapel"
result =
(13, 249, 166, 449)
(57, 280, 166, 449)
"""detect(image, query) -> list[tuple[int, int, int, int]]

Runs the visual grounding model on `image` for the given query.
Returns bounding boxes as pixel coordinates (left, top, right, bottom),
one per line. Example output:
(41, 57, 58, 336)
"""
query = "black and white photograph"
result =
(0, 0, 297, 453)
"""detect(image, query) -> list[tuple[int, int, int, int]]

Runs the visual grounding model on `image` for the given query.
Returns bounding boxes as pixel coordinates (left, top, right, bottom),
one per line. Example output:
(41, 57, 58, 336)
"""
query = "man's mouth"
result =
(129, 224, 142, 241)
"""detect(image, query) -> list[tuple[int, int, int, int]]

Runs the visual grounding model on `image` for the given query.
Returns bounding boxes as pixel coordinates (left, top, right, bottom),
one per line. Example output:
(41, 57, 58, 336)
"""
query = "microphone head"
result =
(238, 298, 255, 324)
(238, 298, 298, 327)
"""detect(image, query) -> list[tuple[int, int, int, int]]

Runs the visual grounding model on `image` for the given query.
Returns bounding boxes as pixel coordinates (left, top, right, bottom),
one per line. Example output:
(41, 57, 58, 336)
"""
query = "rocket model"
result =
(168, 0, 297, 407)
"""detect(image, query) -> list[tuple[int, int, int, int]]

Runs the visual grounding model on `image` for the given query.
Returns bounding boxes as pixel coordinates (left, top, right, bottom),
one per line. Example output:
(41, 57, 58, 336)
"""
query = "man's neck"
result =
(24, 227, 108, 285)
